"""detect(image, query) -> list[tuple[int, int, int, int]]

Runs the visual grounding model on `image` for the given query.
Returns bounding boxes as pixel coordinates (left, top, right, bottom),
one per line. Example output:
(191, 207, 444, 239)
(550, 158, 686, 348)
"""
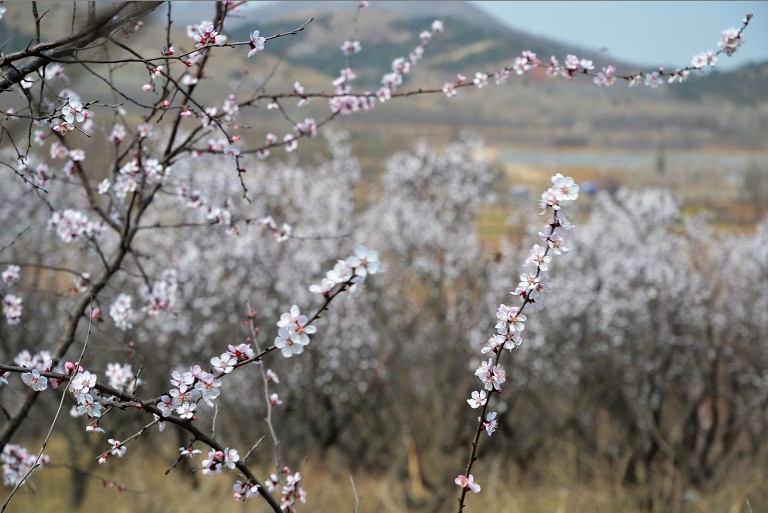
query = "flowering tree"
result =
(0, 1, 757, 512)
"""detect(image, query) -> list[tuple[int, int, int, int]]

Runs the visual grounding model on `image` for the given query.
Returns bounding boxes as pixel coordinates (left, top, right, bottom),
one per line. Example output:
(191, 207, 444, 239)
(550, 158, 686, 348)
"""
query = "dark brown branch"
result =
(0, 2, 163, 92)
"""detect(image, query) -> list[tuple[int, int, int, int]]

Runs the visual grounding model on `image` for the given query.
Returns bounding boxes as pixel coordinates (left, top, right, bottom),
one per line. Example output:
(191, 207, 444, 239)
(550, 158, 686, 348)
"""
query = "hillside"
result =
(223, 1, 639, 87)
(1, 1, 765, 152)
(668, 61, 768, 106)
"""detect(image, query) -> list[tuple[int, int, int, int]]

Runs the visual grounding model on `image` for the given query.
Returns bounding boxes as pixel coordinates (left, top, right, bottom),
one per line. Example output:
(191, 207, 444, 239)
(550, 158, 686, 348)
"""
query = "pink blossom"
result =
(473, 72, 488, 88)
(3, 294, 22, 325)
(248, 30, 266, 57)
(341, 40, 362, 56)
(467, 390, 487, 409)
(22, 370, 47, 391)
(2, 265, 20, 285)
(454, 474, 480, 493)
(108, 439, 126, 457)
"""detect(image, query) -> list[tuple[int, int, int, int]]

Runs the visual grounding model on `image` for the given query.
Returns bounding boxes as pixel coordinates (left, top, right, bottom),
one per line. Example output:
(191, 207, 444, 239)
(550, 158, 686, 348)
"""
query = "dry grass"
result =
(8, 435, 766, 513)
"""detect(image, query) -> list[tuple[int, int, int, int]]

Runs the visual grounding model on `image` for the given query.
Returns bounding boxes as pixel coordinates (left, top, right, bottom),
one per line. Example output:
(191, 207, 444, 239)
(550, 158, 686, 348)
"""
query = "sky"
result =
(471, 1, 768, 71)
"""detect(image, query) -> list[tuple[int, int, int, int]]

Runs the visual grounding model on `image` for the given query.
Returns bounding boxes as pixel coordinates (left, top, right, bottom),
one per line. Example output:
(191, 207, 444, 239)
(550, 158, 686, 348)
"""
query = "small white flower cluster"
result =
(718, 25, 745, 56)
(190, 21, 227, 49)
(458, 174, 579, 494)
(257, 215, 292, 243)
(2, 266, 23, 325)
(2, 294, 22, 325)
(142, 65, 164, 92)
(308, 245, 381, 296)
(109, 122, 126, 143)
(247, 30, 266, 58)
(105, 363, 137, 393)
(176, 186, 236, 234)
(454, 473, 480, 494)
(594, 65, 617, 87)
(69, 368, 103, 418)
(328, 19, 442, 113)
(222, 94, 239, 123)
(201, 448, 239, 475)
(272, 246, 380, 358)
(104, 157, 170, 200)
(71, 272, 90, 295)
(264, 466, 307, 510)
(273, 305, 316, 358)
(14, 349, 51, 371)
(294, 118, 317, 138)
(140, 269, 178, 316)
(107, 439, 126, 458)
(207, 137, 236, 154)
(53, 97, 89, 135)
(158, 368, 212, 418)
(233, 479, 261, 501)
(156, 344, 252, 422)
(256, 132, 278, 159)
(341, 40, 362, 56)
(2, 444, 49, 487)
(373, 19, 444, 105)
(15, 350, 54, 393)
(15, 156, 55, 188)
(110, 293, 134, 331)
(48, 209, 104, 244)
(513, 50, 540, 75)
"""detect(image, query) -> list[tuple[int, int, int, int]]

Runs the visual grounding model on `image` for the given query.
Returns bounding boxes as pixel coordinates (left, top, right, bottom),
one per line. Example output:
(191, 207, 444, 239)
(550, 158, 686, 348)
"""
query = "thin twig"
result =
(349, 474, 360, 513)
(1, 296, 95, 513)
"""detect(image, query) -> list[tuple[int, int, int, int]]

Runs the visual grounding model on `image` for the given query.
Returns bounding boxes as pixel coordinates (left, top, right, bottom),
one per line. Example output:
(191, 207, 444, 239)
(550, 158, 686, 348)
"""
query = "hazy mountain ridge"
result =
(224, 1, 639, 86)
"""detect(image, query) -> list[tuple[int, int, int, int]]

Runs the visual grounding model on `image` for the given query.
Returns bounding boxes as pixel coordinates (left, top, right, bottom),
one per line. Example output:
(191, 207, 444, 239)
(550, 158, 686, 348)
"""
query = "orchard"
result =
(0, 2, 763, 512)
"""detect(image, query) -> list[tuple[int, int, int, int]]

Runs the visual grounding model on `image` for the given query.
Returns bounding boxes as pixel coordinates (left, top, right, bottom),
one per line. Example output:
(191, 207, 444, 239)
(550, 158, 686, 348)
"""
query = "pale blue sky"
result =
(471, 1, 768, 71)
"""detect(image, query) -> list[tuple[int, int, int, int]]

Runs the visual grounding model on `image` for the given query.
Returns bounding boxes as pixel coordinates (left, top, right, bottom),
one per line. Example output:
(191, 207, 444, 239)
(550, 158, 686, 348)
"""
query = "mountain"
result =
(221, 0, 640, 87)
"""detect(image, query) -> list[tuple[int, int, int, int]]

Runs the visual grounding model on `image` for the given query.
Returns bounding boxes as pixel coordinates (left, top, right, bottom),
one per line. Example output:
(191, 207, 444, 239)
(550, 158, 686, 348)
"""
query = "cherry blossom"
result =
(180, 446, 202, 457)
(248, 30, 266, 57)
(3, 294, 22, 324)
(455, 474, 481, 493)
(69, 370, 97, 396)
(61, 97, 87, 124)
(340, 40, 362, 56)
(1, 265, 20, 285)
(227, 343, 255, 361)
(108, 439, 127, 458)
(21, 370, 48, 391)
(443, 82, 457, 97)
(105, 363, 136, 392)
(157, 395, 177, 417)
(85, 423, 105, 435)
(109, 294, 134, 331)
(193, 23, 226, 48)
(2, 445, 49, 487)
(48, 210, 104, 243)
(718, 26, 743, 56)
(473, 72, 488, 88)
(211, 353, 237, 374)
(480, 411, 498, 436)
(594, 65, 617, 87)
(467, 390, 487, 409)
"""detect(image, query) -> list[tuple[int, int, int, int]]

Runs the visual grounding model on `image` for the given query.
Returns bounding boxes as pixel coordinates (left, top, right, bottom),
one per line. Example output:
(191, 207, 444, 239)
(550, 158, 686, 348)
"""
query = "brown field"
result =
(10, 436, 767, 513)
